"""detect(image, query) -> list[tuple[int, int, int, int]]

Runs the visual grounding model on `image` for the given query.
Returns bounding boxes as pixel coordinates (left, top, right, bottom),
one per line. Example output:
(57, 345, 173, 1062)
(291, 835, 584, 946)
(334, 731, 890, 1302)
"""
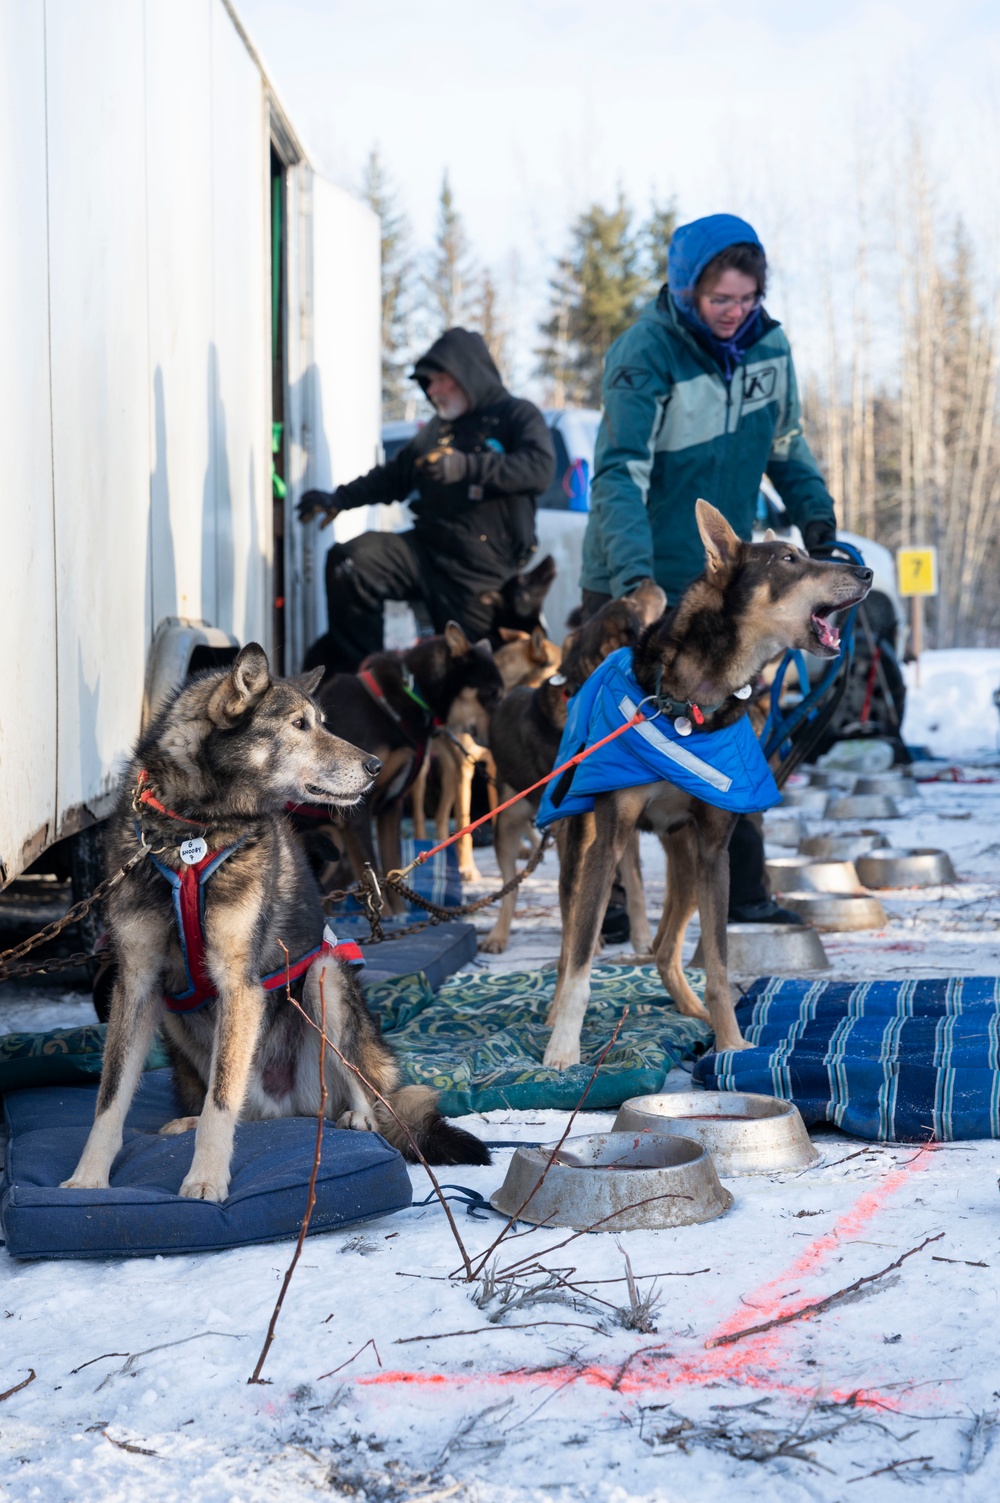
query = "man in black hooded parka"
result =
(298, 328, 555, 672)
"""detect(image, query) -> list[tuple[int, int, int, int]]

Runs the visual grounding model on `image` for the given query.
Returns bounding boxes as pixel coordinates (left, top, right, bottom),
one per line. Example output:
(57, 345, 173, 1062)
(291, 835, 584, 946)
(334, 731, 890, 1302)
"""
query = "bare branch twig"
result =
(318, 1338, 382, 1379)
(0, 1369, 35, 1402)
(706, 1233, 944, 1349)
(285, 991, 473, 1278)
(248, 947, 328, 1384)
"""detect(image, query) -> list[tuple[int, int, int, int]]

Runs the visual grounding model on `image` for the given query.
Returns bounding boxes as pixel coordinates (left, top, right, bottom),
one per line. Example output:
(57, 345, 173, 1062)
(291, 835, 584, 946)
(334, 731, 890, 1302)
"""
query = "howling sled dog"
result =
(63, 645, 488, 1205)
(537, 502, 872, 1069)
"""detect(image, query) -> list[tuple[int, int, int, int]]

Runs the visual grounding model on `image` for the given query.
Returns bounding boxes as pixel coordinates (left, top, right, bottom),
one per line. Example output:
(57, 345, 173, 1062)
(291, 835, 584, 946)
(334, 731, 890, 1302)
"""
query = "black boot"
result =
(728, 815, 807, 926)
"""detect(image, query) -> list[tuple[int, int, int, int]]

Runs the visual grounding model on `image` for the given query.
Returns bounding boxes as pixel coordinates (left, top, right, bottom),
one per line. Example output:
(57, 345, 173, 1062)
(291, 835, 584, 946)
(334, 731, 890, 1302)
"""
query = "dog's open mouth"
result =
(304, 782, 371, 805)
(810, 610, 841, 651)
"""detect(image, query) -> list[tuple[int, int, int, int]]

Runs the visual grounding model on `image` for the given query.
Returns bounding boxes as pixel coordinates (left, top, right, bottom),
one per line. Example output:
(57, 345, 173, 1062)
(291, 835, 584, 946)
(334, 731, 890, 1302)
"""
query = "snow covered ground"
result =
(3, 651, 1000, 1502)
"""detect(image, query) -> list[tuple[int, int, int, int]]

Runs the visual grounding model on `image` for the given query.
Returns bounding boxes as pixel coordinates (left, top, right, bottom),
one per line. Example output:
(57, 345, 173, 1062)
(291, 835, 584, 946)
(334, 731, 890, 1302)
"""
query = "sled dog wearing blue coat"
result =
(539, 501, 871, 1068)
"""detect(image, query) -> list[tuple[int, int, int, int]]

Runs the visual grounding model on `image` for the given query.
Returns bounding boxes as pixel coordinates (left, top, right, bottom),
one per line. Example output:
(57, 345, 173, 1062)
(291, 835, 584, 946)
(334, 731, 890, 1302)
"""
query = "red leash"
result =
(391, 707, 648, 879)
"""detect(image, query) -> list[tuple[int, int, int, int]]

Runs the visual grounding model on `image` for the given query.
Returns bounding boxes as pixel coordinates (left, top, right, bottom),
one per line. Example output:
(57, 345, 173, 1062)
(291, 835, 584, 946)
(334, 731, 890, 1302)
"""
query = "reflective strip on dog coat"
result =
(535, 647, 780, 829)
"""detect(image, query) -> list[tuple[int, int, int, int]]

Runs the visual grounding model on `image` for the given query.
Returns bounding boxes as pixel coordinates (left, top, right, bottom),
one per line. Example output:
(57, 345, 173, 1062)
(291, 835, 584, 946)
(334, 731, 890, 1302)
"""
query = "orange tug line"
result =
(356, 1145, 944, 1411)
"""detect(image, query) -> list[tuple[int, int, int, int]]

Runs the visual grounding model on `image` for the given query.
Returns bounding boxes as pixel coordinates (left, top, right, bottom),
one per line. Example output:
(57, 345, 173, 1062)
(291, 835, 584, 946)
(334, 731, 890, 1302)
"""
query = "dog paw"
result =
(459, 863, 482, 883)
(179, 1175, 230, 1202)
(542, 1040, 581, 1071)
(714, 1036, 752, 1053)
(337, 1110, 376, 1132)
(478, 934, 507, 954)
(159, 1116, 200, 1136)
(60, 1175, 109, 1190)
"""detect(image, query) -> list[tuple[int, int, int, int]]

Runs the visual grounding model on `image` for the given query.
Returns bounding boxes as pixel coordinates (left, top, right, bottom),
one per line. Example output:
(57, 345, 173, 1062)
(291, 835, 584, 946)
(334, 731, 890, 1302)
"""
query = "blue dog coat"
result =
(536, 649, 780, 828)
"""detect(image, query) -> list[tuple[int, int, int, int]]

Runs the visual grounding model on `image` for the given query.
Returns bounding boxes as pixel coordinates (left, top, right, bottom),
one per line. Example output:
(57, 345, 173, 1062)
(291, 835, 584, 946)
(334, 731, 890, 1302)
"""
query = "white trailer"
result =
(0, 0, 382, 889)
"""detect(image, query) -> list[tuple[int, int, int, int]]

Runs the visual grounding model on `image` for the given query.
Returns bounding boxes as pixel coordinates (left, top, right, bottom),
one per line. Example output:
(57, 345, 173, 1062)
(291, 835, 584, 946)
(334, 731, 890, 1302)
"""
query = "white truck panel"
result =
(0, 4, 57, 879)
(46, 1, 152, 832)
(287, 174, 382, 661)
(145, 0, 216, 630)
(209, 0, 270, 647)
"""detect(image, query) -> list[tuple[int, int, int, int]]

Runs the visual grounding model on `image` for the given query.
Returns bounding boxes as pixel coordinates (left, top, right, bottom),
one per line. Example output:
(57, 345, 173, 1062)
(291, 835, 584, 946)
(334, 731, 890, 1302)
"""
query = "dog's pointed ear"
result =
(763, 527, 777, 542)
(497, 627, 528, 643)
(472, 637, 494, 662)
(696, 499, 741, 580)
(289, 666, 325, 698)
(629, 579, 668, 626)
(529, 624, 550, 662)
(208, 643, 271, 727)
(444, 621, 471, 656)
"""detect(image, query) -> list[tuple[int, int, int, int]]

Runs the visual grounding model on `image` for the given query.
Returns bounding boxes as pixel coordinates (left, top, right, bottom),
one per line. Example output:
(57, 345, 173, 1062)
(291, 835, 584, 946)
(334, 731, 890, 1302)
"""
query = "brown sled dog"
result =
(544, 503, 872, 1069)
(62, 644, 488, 1204)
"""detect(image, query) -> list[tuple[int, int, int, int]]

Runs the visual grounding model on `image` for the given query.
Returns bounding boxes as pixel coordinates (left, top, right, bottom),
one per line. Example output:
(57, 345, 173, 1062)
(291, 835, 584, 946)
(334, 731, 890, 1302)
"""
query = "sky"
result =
(239, 0, 1000, 392)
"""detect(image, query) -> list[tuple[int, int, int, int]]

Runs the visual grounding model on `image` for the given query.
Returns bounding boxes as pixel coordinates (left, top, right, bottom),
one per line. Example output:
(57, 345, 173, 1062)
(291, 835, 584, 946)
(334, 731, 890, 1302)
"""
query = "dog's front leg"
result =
(455, 743, 482, 882)
(62, 934, 163, 1189)
(544, 799, 632, 1070)
(179, 981, 264, 1202)
(694, 813, 748, 1053)
(376, 802, 407, 916)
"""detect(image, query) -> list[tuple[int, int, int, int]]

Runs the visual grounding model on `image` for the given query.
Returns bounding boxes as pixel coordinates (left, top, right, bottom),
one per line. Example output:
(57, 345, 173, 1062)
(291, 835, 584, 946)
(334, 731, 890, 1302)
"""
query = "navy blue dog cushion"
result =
(0, 1070, 412, 1259)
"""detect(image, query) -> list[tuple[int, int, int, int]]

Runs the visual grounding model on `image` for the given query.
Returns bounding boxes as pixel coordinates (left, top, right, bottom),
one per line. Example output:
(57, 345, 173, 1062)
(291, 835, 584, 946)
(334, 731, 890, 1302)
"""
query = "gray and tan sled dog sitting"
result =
(536, 502, 872, 1069)
(62, 644, 489, 1204)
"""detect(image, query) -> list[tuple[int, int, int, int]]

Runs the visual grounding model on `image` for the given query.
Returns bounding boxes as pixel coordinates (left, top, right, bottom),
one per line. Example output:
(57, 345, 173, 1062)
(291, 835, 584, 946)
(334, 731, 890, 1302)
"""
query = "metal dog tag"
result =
(674, 716, 692, 737)
(179, 837, 208, 866)
(734, 683, 752, 700)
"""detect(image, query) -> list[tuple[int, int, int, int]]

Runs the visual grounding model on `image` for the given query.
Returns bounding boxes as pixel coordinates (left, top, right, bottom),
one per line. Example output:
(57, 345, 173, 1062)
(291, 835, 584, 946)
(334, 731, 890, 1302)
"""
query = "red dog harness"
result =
(135, 771, 364, 1012)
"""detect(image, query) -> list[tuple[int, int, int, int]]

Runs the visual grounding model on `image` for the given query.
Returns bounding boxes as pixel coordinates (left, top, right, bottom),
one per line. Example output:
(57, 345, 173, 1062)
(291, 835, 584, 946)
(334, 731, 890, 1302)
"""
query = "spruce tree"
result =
(538, 192, 677, 406)
(423, 171, 476, 336)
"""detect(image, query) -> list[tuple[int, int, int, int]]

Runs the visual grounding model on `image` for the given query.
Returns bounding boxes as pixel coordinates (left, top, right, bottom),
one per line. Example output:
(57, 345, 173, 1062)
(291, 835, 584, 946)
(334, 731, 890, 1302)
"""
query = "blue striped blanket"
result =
(692, 976, 1000, 1141)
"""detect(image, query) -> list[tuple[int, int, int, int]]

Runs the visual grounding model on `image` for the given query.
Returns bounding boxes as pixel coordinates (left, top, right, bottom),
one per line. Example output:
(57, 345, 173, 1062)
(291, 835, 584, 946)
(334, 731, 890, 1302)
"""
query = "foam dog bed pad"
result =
(371, 962, 713, 1115)
(0, 1070, 412, 1260)
(693, 975, 1000, 1141)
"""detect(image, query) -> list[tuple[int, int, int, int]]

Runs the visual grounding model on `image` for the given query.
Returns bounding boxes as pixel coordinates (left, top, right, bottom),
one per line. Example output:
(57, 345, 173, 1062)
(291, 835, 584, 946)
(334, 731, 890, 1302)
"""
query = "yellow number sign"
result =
(896, 546, 938, 598)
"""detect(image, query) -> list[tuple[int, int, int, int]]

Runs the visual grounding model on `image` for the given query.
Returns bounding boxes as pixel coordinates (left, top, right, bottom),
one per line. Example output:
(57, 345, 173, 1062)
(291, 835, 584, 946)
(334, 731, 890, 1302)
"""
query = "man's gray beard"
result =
(432, 395, 470, 421)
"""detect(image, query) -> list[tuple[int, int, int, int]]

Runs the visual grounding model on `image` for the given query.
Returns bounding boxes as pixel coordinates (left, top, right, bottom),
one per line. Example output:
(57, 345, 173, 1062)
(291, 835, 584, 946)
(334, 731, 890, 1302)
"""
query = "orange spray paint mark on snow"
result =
(353, 1145, 943, 1408)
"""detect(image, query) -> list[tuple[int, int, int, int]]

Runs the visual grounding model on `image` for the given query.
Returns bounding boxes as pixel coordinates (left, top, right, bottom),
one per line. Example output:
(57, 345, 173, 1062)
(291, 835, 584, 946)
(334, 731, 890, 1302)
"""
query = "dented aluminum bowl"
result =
(692, 922, 830, 972)
(799, 832, 888, 861)
(824, 794, 901, 820)
(853, 774, 919, 798)
(780, 891, 888, 931)
(763, 815, 808, 847)
(489, 1131, 732, 1230)
(612, 1091, 818, 1175)
(855, 847, 957, 888)
(765, 856, 860, 894)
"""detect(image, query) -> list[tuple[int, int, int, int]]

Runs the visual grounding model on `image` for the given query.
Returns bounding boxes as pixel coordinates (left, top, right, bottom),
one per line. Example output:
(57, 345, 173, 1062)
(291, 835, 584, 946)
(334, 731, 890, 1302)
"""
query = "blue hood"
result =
(667, 214, 764, 304)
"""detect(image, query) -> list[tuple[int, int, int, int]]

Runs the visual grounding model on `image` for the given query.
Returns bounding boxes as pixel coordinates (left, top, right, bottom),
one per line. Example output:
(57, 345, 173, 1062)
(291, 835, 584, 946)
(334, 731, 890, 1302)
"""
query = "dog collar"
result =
(651, 667, 752, 737)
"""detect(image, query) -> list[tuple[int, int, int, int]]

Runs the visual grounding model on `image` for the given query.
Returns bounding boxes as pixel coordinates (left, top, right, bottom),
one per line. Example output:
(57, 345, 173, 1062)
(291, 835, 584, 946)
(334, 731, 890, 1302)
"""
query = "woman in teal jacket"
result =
(582, 213, 837, 926)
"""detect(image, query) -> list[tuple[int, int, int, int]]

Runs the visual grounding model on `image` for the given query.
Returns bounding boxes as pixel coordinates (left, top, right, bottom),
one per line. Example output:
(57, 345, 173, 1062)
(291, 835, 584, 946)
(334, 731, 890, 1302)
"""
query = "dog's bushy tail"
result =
(379, 1085, 491, 1166)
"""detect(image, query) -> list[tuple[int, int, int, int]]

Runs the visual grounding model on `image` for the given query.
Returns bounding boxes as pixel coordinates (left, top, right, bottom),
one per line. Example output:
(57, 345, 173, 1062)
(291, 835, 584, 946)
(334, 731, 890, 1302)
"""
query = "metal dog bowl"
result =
(612, 1092, 818, 1175)
(807, 769, 858, 791)
(765, 856, 860, 894)
(780, 892, 888, 931)
(763, 815, 807, 847)
(779, 787, 830, 814)
(853, 774, 919, 799)
(855, 847, 957, 888)
(489, 1131, 732, 1230)
(824, 794, 901, 820)
(799, 832, 888, 861)
(692, 922, 830, 972)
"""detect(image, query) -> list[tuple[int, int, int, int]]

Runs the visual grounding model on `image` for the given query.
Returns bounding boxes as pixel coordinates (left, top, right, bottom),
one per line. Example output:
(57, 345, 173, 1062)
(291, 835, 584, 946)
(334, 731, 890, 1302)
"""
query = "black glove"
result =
(416, 447, 469, 485)
(296, 489, 339, 527)
(803, 519, 837, 556)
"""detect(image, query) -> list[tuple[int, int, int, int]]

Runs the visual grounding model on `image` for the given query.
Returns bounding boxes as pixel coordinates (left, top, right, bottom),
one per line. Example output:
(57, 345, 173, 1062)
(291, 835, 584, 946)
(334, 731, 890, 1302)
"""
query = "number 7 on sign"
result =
(896, 547, 938, 599)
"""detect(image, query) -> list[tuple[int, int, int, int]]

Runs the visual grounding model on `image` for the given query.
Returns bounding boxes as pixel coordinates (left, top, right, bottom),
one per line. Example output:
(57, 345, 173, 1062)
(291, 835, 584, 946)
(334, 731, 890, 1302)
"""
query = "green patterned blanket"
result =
(370, 963, 712, 1115)
(0, 965, 711, 1116)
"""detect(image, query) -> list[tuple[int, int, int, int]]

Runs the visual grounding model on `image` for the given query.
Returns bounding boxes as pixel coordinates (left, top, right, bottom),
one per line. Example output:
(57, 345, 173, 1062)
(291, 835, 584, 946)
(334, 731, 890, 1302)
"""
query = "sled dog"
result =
(62, 644, 489, 1204)
(541, 503, 872, 1069)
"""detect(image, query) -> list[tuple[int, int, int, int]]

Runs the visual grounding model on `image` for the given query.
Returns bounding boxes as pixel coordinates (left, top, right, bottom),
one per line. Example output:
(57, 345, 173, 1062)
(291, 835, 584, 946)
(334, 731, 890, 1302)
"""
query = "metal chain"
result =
(0, 842, 153, 982)
(380, 835, 551, 922)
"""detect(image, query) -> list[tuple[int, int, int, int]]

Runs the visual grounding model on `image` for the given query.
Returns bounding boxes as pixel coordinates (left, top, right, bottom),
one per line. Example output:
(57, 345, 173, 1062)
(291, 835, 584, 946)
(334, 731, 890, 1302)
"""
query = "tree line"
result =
(364, 144, 1000, 649)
